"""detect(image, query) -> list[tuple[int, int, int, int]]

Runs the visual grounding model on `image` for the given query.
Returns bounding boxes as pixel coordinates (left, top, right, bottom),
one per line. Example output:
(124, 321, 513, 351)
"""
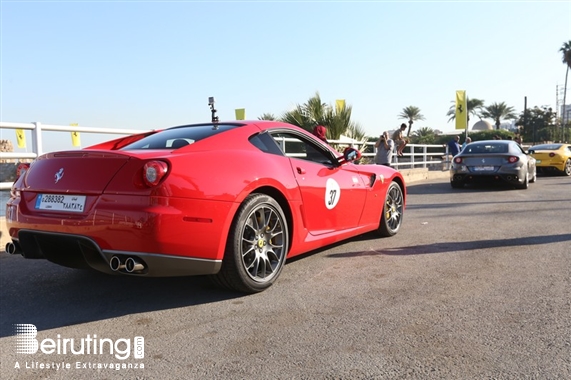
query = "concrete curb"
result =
(400, 168, 450, 184)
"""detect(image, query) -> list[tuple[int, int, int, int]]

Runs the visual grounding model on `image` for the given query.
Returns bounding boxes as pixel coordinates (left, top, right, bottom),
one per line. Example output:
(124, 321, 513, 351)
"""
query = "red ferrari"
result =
(5, 121, 406, 293)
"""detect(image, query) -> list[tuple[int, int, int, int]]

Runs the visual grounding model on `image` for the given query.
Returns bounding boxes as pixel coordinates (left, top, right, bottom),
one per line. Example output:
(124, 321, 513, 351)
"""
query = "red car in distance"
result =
(5, 121, 406, 293)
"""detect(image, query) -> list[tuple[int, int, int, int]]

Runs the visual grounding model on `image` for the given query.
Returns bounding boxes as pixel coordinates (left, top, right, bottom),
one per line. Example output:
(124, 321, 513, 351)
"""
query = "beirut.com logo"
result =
(14, 324, 144, 360)
(14, 324, 39, 354)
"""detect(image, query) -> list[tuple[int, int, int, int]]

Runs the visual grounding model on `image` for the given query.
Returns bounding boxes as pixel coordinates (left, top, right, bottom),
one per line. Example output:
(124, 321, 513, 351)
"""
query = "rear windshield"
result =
(121, 124, 240, 150)
(530, 144, 561, 151)
(464, 143, 508, 154)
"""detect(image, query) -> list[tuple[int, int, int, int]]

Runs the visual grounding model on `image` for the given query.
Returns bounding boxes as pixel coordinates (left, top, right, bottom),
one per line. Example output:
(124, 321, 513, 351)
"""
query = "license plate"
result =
(473, 166, 495, 171)
(35, 194, 86, 213)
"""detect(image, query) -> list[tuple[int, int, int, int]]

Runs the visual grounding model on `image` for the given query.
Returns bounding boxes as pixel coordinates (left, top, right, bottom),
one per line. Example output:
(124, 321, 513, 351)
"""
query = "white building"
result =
(560, 104, 571, 122)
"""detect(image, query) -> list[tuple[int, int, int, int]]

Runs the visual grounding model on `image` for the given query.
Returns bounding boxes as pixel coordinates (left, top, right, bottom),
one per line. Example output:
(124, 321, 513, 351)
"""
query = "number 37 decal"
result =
(325, 178, 341, 209)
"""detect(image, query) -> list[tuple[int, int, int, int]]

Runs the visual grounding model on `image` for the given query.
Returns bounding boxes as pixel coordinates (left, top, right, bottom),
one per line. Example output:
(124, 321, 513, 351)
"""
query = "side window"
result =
(249, 132, 284, 156)
(168, 138, 194, 148)
(514, 143, 526, 154)
(121, 124, 238, 150)
(270, 132, 334, 165)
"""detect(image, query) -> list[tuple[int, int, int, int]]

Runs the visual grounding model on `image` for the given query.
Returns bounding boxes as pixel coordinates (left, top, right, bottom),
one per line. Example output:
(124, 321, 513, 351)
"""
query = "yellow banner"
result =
(70, 123, 81, 147)
(15, 129, 26, 148)
(336, 99, 345, 111)
(455, 90, 467, 130)
(235, 108, 245, 120)
(71, 131, 81, 147)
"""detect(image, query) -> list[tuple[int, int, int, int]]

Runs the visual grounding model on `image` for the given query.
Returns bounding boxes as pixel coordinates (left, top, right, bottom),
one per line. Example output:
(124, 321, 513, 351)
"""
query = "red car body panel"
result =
(6, 121, 406, 278)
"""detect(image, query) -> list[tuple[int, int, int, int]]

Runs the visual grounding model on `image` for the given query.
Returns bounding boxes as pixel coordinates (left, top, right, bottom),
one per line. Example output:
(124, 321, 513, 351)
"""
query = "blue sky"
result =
(1, 0, 570, 153)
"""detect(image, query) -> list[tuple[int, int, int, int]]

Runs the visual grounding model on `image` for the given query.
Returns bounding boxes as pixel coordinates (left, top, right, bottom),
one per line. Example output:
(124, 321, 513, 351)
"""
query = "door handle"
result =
(296, 167, 306, 174)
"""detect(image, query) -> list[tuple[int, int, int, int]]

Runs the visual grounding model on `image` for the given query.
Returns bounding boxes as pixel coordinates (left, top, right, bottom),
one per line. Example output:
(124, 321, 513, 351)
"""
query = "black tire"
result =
(212, 194, 289, 293)
(377, 182, 404, 237)
(529, 167, 537, 183)
(450, 181, 464, 189)
(563, 159, 571, 176)
(516, 171, 529, 189)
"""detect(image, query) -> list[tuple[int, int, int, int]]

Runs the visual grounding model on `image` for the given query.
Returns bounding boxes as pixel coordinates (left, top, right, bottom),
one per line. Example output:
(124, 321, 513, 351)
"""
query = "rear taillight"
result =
(143, 161, 168, 187)
(549, 153, 556, 157)
(454, 157, 463, 164)
(508, 156, 519, 163)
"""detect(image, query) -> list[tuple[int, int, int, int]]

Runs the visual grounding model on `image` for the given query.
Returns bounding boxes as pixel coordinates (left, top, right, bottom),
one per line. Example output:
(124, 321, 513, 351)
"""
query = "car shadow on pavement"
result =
(0, 254, 244, 338)
(407, 181, 527, 195)
(327, 232, 571, 258)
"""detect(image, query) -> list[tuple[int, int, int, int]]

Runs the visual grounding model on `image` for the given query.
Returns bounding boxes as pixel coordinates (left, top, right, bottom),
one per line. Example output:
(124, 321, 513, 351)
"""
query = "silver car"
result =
(450, 140, 536, 189)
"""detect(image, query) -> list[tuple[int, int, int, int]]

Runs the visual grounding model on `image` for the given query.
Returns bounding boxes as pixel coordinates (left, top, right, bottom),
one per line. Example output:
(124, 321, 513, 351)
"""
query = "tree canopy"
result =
(398, 106, 425, 138)
(481, 102, 517, 130)
(516, 106, 557, 143)
(262, 92, 366, 141)
(446, 98, 485, 124)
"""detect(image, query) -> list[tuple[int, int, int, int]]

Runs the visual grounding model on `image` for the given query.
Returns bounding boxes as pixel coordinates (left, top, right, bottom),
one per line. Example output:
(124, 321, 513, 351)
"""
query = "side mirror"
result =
(339, 147, 361, 164)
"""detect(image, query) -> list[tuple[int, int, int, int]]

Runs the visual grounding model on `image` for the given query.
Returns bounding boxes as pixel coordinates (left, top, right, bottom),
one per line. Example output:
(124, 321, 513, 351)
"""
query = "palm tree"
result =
(481, 102, 517, 130)
(398, 106, 425, 137)
(281, 92, 328, 133)
(559, 41, 571, 140)
(280, 92, 359, 140)
(258, 113, 277, 120)
(343, 122, 367, 141)
(411, 127, 437, 144)
(321, 99, 363, 140)
(446, 98, 485, 125)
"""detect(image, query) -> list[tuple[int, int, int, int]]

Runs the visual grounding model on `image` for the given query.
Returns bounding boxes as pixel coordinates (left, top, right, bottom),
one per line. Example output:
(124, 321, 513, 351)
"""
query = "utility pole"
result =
(557, 84, 566, 142)
(525, 96, 532, 144)
(562, 68, 568, 142)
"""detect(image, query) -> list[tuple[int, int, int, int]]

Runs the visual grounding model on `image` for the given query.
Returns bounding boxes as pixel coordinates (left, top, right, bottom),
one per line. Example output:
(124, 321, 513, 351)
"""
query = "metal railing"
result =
(0, 121, 151, 157)
(0, 121, 450, 190)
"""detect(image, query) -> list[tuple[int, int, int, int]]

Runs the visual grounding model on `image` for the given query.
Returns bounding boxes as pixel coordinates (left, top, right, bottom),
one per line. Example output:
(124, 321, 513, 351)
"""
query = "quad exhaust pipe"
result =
(6, 242, 147, 274)
(125, 257, 145, 273)
(109, 256, 125, 271)
(5, 241, 22, 255)
(109, 255, 146, 273)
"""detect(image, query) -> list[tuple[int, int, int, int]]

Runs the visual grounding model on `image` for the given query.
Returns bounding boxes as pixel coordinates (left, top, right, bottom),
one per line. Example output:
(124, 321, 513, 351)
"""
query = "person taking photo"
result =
(374, 131, 395, 167)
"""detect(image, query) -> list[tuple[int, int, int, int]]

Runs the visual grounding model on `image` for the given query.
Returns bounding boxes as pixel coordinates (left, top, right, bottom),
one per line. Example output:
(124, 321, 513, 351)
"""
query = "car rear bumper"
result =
(6, 193, 238, 262)
(9, 230, 222, 276)
(536, 162, 565, 171)
(450, 165, 527, 184)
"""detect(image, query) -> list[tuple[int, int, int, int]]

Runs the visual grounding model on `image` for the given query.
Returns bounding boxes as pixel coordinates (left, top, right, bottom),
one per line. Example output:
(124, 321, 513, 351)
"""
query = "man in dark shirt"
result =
(448, 135, 461, 157)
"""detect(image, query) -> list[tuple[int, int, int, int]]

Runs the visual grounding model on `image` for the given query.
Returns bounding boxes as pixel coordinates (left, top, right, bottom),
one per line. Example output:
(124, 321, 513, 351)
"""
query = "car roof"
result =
(530, 143, 563, 149)
(469, 140, 512, 144)
(168, 120, 307, 133)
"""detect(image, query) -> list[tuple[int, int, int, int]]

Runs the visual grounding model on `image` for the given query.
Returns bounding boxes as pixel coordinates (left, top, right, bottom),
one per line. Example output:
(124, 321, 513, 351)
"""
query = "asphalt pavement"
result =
(0, 175, 569, 380)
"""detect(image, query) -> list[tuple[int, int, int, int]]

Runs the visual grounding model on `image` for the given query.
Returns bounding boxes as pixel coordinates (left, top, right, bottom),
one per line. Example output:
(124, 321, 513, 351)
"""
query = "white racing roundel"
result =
(325, 178, 341, 209)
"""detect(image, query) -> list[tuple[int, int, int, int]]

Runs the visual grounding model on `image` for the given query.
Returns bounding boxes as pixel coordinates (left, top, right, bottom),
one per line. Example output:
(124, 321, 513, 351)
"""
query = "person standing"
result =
(312, 125, 328, 144)
(461, 137, 472, 151)
(448, 135, 461, 157)
(514, 135, 523, 145)
(374, 131, 395, 166)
